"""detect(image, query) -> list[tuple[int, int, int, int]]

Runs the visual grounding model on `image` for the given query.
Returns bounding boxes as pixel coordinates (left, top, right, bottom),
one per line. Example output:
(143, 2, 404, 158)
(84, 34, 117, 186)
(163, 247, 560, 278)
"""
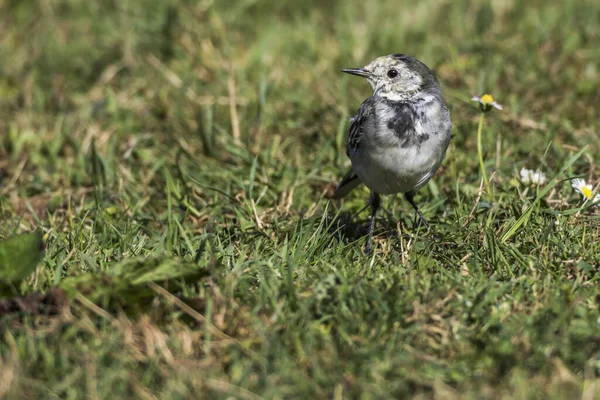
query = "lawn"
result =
(1, 0, 600, 398)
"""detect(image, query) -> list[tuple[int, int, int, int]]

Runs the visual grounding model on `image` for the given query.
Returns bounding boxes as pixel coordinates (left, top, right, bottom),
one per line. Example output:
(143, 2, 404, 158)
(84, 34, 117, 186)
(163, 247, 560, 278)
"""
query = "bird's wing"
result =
(331, 168, 362, 199)
(346, 115, 363, 155)
(331, 98, 374, 198)
(346, 98, 373, 155)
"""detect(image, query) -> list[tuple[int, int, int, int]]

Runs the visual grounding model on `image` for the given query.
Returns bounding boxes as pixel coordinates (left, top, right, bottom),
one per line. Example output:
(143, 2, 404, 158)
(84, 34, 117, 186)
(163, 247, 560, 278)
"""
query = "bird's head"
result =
(342, 54, 440, 101)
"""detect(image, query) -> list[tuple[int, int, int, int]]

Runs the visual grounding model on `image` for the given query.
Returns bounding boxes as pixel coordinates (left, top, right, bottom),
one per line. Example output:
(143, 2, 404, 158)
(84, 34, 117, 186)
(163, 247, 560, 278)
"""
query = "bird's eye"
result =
(387, 69, 399, 78)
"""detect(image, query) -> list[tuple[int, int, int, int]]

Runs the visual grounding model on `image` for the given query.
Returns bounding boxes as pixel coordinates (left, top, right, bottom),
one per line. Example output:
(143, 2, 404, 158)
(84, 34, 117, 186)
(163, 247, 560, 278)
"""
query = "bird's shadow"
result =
(323, 208, 457, 252)
(324, 210, 403, 243)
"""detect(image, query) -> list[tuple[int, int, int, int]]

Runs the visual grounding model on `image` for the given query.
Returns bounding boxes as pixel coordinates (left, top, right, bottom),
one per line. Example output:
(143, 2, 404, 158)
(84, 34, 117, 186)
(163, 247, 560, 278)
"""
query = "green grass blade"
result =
(501, 146, 587, 243)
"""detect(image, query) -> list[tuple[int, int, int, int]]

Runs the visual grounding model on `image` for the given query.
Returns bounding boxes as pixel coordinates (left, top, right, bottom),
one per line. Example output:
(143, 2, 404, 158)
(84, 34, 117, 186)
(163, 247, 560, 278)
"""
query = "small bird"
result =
(332, 54, 452, 253)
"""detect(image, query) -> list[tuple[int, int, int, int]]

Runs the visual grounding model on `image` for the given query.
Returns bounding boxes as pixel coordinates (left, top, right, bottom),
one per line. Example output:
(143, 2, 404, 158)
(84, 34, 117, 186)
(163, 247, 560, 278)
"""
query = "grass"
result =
(1, 0, 600, 398)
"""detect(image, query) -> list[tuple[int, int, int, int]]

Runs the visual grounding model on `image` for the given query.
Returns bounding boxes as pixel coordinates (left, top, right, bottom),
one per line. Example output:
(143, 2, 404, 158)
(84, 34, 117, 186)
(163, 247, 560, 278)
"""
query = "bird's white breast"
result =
(348, 95, 450, 195)
(351, 139, 442, 195)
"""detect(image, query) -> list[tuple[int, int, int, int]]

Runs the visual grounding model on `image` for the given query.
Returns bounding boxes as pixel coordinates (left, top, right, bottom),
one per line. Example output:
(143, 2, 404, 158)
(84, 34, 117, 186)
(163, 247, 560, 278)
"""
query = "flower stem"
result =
(476, 112, 489, 193)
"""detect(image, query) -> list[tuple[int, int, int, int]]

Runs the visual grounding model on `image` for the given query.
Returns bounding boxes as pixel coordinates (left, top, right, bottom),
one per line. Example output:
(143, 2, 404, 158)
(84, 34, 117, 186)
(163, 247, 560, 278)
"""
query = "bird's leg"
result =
(404, 191, 431, 231)
(365, 191, 381, 254)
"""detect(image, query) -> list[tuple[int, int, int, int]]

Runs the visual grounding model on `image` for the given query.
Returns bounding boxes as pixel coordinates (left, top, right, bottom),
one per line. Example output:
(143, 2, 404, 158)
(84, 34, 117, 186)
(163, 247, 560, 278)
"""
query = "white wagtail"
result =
(332, 54, 452, 253)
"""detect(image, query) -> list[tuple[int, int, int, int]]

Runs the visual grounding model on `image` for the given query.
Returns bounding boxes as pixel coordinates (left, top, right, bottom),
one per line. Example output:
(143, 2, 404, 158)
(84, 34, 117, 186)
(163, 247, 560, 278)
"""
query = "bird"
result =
(332, 54, 452, 254)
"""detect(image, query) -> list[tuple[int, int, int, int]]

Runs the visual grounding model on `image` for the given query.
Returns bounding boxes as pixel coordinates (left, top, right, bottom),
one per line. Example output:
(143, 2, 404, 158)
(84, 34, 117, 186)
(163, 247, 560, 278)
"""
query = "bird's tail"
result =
(330, 169, 361, 199)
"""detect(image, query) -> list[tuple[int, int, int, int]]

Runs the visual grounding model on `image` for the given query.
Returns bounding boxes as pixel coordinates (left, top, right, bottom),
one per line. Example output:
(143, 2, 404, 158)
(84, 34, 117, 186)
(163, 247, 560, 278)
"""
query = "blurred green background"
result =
(1, 0, 600, 398)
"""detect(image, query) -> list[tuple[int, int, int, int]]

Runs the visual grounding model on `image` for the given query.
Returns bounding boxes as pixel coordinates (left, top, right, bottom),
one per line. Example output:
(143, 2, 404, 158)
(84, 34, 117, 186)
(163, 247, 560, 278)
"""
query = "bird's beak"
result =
(341, 68, 371, 78)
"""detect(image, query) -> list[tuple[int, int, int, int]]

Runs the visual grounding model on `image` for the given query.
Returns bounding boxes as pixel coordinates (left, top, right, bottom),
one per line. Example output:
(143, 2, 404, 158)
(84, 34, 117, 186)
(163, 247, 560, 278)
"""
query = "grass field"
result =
(1, 0, 600, 398)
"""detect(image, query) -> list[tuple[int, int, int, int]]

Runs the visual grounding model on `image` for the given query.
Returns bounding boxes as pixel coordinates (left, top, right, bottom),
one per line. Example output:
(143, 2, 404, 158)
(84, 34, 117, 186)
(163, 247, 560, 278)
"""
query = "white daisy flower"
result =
(471, 94, 503, 112)
(571, 178, 600, 204)
(519, 168, 546, 185)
